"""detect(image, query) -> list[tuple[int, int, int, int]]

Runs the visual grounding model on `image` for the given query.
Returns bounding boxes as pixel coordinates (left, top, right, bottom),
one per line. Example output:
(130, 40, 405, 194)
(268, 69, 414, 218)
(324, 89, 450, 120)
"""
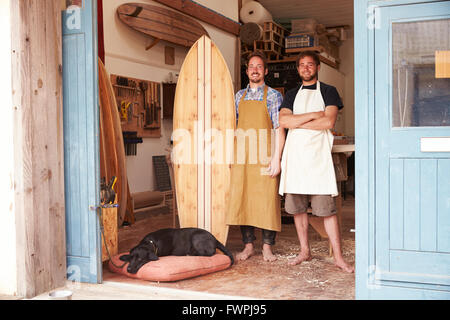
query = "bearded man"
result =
(278, 51, 354, 273)
(226, 51, 285, 262)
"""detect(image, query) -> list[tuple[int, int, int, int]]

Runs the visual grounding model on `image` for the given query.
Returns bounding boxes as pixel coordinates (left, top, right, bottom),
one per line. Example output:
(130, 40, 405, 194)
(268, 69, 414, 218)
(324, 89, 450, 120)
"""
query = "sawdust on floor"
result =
(103, 197, 355, 300)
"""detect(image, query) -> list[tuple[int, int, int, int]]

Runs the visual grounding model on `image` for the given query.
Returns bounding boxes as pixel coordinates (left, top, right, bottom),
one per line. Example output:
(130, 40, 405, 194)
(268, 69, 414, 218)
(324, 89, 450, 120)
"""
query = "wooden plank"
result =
(404, 159, 420, 251)
(10, 0, 65, 298)
(389, 159, 404, 250)
(197, 37, 205, 230)
(101, 206, 118, 262)
(165, 46, 175, 65)
(269, 54, 340, 69)
(204, 37, 212, 233)
(152, 0, 240, 36)
(173, 41, 198, 229)
(210, 41, 235, 244)
(437, 160, 450, 252)
(420, 159, 437, 252)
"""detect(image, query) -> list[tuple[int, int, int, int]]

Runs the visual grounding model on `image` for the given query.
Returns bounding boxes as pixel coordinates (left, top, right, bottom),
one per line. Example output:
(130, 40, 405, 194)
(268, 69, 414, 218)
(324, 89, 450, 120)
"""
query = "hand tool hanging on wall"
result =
(120, 101, 131, 122)
(148, 82, 154, 126)
(153, 82, 158, 125)
(152, 83, 158, 125)
(156, 83, 161, 128)
(140, 81, 153, 126)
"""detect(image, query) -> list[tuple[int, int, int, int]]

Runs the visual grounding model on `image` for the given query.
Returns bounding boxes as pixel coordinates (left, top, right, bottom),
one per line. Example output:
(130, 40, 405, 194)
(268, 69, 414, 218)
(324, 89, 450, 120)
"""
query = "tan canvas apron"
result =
(226, 86, 281, 232)
(279, 81, 338, 197)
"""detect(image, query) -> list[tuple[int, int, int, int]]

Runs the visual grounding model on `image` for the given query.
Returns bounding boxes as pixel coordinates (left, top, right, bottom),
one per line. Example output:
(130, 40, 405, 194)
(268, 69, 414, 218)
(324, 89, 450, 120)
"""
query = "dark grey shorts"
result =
(284, 194, 336, 217)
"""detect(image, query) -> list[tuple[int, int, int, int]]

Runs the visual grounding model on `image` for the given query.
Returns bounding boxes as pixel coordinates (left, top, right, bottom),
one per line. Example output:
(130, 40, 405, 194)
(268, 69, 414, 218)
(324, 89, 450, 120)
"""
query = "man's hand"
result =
(267, 156, 281, 178)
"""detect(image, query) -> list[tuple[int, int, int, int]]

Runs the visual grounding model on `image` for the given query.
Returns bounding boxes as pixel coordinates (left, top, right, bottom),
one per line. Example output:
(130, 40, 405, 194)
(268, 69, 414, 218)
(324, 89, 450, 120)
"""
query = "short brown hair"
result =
(246, 51, 268, 71)
(296, 50, 320, 68)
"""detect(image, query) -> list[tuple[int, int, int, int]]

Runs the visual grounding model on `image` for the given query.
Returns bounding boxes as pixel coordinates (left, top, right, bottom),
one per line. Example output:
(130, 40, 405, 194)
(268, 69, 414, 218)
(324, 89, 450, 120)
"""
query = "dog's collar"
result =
(147, 239, 158, 255)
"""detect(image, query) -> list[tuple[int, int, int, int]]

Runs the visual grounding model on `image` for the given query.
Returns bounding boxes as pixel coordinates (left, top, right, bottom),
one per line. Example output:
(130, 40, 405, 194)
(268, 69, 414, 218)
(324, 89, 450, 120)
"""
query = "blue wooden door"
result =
(62, 0, 102, 284)
(374, 1, 450, 298)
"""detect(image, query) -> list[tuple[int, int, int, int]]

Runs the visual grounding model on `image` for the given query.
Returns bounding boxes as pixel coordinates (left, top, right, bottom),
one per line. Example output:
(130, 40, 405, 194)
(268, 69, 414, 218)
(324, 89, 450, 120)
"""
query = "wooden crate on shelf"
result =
(262, 21, 287, 45)
(254, 40, 282, 61)
(241, 42, 254, 58)
(241, 20, 289, 62)
(263, 21, 287, 38)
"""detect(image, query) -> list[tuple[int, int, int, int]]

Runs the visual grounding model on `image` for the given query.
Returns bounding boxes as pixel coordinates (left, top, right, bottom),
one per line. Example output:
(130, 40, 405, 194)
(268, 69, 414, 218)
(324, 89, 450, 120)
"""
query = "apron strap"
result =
(240, 89, 248, 104)
(262, 85, 269, 105)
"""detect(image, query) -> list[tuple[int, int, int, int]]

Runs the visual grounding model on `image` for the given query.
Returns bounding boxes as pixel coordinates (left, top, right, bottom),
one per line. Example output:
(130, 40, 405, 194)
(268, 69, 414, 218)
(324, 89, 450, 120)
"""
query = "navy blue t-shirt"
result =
(280, 82, 344, 112)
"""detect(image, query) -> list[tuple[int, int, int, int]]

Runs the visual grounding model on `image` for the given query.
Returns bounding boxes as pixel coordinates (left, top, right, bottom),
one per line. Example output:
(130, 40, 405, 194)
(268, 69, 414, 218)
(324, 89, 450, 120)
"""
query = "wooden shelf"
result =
(285, 45, 325, 54)
(268, 51, 340, 69)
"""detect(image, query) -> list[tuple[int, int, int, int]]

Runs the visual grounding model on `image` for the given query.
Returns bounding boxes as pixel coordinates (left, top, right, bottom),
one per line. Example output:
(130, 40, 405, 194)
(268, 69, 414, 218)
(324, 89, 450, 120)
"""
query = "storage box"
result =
(291, 18, 317, 34)
(286, 34, 316, 49)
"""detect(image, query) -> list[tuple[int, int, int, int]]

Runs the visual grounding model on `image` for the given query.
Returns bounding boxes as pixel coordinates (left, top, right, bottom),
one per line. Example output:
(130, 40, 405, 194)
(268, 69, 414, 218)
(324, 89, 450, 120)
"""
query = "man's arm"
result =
(267, 127, 286, 178)
(298, 106, 339, 130)
(267, 89, 286, 178)
(279, 108, 325, 129)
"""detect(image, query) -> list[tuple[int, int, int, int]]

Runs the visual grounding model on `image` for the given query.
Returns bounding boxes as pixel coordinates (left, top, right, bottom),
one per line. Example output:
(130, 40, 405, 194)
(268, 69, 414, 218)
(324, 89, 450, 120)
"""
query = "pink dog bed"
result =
(108, 253, 232, 282)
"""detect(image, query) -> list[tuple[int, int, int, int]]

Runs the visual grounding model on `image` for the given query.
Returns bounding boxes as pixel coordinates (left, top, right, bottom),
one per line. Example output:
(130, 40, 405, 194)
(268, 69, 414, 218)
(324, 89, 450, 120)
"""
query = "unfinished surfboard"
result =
(173, 36, 235, 245)
(99, 59, 128, 226)
(117, 2, 209, 48)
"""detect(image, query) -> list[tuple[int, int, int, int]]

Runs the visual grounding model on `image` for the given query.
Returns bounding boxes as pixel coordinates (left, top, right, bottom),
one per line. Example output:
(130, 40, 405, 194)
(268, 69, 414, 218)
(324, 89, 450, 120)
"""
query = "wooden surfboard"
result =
(117, 3, 209, 48)
(98, 58, 128, 227)
(173, 36, 235, 245)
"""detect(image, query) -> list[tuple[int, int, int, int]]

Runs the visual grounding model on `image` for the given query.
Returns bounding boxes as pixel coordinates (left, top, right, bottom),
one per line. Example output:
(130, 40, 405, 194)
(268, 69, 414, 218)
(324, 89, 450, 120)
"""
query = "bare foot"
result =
(236, 243, 255, 261)
(335, 259, 355, 273)
(262, 244, 277, 262)
(288, 252, 312, 266)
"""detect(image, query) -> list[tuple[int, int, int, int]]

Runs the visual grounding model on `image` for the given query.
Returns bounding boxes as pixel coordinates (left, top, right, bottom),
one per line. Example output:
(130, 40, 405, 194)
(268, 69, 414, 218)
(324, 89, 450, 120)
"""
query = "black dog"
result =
(119, 228, 234, 274)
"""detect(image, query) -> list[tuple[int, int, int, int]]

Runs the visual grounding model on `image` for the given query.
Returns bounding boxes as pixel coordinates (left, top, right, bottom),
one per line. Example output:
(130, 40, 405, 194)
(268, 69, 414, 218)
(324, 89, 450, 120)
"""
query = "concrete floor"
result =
(103, 196, 356, 300)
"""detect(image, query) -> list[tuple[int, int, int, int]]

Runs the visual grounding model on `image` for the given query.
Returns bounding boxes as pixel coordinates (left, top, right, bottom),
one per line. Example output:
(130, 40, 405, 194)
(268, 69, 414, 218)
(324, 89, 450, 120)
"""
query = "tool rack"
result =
(110, 74, 162, 139)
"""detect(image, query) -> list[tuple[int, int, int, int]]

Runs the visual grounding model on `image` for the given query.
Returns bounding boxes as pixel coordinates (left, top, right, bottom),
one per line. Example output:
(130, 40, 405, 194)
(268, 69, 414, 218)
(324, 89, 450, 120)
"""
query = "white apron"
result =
(279, 81, 338, 197)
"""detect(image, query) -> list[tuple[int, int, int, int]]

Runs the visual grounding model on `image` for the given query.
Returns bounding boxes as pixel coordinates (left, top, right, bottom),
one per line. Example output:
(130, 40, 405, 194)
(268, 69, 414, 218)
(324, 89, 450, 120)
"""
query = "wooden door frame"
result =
(5, 0, 105, 299)
(9, 0, 66, 298)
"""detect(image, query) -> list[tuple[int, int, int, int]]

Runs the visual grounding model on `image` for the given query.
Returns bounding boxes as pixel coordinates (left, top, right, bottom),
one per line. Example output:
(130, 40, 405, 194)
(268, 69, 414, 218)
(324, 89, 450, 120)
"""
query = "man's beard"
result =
(249, 73, 263, 83)
(300, 71, 317, 82)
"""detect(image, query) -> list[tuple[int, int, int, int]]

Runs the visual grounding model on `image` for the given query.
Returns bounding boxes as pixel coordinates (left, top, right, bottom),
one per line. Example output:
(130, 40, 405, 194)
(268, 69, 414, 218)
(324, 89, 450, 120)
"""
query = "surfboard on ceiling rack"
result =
(117, 2, 210, 49)
(172, 36, 235, 245)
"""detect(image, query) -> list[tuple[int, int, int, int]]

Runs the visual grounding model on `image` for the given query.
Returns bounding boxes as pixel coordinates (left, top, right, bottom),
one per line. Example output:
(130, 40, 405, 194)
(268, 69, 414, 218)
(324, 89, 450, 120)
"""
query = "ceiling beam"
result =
(152, 0, 240, 36)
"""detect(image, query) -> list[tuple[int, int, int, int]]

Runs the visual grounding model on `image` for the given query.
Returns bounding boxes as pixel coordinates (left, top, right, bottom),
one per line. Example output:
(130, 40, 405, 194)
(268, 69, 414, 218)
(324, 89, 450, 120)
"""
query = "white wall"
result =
(0, 0, 17, 296)
(317, 37, 355, 137)
(103, 0, 239, 193)
(318, 62, 346, 135)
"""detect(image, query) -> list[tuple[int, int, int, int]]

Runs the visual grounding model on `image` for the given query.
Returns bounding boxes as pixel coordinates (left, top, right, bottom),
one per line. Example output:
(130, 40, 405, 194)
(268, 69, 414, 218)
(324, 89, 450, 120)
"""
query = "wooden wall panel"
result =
(10, 0, 66, 298)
